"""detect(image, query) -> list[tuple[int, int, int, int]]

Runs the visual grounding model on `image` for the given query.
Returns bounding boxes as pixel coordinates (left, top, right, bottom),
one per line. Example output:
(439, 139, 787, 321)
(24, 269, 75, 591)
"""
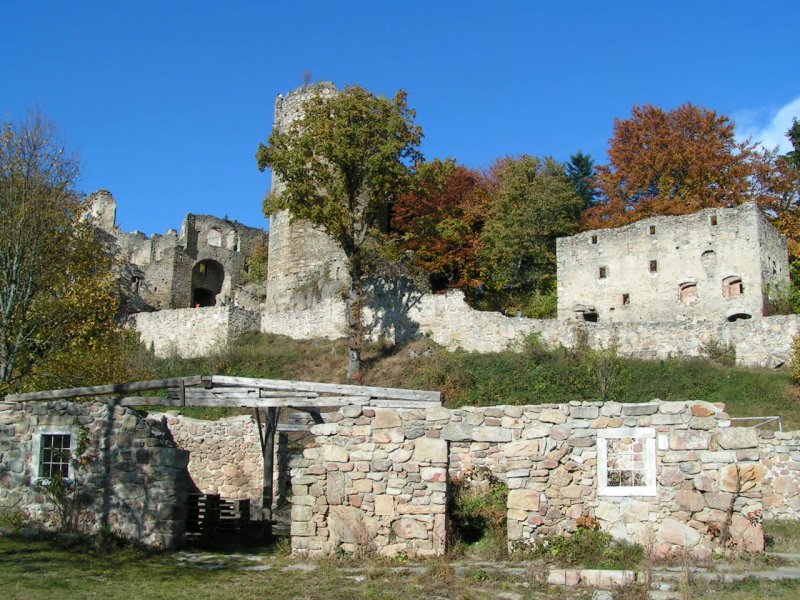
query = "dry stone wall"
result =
(0, 401, 189, 549)
(292, 401, 776, 558)
(132, 306, 261, 358)
(152, 413, 264, 506)
(760, 430, 800, 520)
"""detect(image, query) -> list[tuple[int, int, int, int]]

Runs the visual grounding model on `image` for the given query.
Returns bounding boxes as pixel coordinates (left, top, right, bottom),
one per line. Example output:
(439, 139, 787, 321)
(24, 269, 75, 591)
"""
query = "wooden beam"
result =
(5, 376, 204, 402)
(262, 407, 279, 533)
(211, 375, 441, 403)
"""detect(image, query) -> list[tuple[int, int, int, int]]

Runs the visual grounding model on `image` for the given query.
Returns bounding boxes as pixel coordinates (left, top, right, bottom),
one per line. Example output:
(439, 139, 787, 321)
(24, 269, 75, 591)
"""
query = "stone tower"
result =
(264, 83, 349, 313)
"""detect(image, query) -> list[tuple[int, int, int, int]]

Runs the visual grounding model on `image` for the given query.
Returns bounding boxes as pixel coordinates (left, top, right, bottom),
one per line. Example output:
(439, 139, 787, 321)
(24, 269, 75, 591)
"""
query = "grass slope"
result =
(129, 332, 800, 428)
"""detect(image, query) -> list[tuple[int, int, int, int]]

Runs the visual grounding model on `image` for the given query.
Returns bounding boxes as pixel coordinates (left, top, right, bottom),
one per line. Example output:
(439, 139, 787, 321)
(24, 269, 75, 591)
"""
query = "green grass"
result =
(765, 520, 800, 553)
(126, 331, 800, 428)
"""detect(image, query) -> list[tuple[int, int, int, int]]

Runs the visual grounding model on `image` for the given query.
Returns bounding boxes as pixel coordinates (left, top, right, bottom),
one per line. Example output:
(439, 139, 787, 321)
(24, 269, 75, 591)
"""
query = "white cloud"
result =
(734, 96, 800, 153)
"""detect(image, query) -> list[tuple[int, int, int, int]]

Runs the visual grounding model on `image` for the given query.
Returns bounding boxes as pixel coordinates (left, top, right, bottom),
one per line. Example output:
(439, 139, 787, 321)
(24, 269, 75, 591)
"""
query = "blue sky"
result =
(2, 1, 798, 235)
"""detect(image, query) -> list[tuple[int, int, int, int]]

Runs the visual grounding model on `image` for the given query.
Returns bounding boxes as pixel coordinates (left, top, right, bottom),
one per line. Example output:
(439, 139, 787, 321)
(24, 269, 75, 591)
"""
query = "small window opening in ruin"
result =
(710, 215, 718, 226)
(622, 294, 630, 306)
(679, 282, 698, 304)
(207, 228, 222, 248)
(598, 266, 608, 279)
(723, 276, 744, 299)
(582, 312, 599, 322)
(649, 260, 658, 273)
(649, 225, 656, 235)
(598, 428, 656, 496)
(727, 313, 752, 322)
(591, 235, 598, 244)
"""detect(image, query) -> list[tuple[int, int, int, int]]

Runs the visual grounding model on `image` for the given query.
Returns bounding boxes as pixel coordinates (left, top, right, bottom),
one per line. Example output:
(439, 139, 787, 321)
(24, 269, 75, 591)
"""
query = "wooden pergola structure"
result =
(5, 375, 441, 532)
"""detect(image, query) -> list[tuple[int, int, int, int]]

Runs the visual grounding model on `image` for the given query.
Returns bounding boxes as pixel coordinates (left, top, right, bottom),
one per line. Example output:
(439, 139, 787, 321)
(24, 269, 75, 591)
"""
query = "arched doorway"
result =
(191, 260, 225, 307)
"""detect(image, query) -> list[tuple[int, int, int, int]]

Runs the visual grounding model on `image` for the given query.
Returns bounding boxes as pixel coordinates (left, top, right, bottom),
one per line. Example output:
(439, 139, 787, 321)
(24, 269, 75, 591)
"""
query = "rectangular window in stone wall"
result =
(30, 427, 77, 483)
(597, 428, 656, 496)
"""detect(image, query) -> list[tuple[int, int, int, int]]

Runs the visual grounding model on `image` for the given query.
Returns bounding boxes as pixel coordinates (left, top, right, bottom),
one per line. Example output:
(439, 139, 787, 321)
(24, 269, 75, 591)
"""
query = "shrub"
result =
(449, 467, 508, 556)
(525, 520, 644, 569)
(791, 332, 800, 384)
(523, 290, 557, 319)
(699, 336, 736, 367)
(766, 282, 800, 315)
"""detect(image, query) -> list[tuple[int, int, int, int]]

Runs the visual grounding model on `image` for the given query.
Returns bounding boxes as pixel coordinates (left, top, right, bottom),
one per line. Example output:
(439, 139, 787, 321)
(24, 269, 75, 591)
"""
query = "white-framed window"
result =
(30, 426, 78, 484)
(597, 427, 657, 497)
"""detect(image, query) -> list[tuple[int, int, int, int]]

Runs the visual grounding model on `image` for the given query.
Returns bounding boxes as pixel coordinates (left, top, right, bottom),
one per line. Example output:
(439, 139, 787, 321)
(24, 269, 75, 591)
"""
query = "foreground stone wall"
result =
(261, 289, 800, 368)
(760, 430, 800, 520)
(0, 401, 189, 548)
(294, 401, 772, 558)
(290, 406, 447, 557)
(153, 413, 264, 506)
(132, 306, 261, 358)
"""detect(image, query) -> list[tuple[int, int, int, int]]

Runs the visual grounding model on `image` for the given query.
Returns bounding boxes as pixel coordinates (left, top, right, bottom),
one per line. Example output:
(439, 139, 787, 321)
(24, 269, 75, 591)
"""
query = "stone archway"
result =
(191, 260, 225, 307)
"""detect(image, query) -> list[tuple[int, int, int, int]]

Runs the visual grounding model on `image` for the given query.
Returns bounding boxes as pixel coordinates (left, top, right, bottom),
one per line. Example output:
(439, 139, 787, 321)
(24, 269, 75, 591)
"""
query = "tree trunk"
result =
(344, 270, 363, 381)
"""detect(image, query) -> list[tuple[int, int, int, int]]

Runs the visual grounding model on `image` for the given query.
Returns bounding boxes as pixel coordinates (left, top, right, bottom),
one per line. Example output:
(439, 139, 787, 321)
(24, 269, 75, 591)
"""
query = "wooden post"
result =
(277, 433, 289, 508)
(261, 407, 279, 535)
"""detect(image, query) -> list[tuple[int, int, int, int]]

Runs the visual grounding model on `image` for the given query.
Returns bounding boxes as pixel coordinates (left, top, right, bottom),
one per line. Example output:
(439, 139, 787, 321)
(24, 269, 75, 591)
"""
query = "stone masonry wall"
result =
(556, 203, 789, 323)
(294, 401, 775, 559)
(290, 405, 448, 557)
(760, 430, 800, 520)
(152, 413, 264, 506)
(132, 306, 261, 358)
(261, 289, 800, 369)
(0, 401, 189, 549)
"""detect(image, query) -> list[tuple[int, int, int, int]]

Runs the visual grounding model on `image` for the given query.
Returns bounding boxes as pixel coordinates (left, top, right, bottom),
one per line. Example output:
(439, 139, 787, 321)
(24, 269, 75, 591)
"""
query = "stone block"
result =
(441, 422, 474, 442)
(507, 489, 540, 512)
(329, 506, 379, 544)
(472, 427, 512, 443)
(622, 404, 658, 416)
(392, 518, 428, 540)
(504, 439, 540, 457)
(310, 423, 339, 436)
(421, 467, 446, 482)
(322, 445, 349, 463)
(375, 494, 394, 516)
(372, 409, 402, 430)
(413, 437, 447, 463)
(521, 423, 551, 439)
(720, 464, 765, 493)
(670, 431, 710, 451)
(717, 428, 759, 450)
(540, 409, 567, 424)
(340, 405, 362, 418)
(659, 518, 701, 547)
(690, 404, 715, 417)
(570, 406, 599, 419)
(675, 490, 705, 512)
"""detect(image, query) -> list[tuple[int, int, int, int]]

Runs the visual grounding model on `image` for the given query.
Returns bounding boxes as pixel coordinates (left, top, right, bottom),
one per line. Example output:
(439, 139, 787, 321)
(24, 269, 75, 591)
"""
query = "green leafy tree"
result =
(479, 155, 583, 313)
(257, 85, 423, 379)
(0, 112, 133, 394)
(566, 151, 598, 208)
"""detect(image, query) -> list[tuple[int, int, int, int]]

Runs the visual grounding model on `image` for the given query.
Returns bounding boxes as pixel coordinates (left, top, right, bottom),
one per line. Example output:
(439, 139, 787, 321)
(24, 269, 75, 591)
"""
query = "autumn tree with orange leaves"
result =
(392, 159, 490, 291)
(583, 103, 766, 229)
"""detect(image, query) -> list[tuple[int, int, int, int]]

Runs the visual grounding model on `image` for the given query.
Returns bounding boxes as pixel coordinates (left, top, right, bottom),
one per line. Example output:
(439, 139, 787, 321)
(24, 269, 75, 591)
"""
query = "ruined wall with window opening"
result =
(289, 400, 789, 558)
(556, 203, 790, 323)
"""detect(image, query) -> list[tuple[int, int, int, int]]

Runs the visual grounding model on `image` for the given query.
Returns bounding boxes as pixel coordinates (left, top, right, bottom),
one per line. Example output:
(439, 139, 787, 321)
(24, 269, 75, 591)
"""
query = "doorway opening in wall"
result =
(448, 466, 508, 557)
(191, 259, 225, 307)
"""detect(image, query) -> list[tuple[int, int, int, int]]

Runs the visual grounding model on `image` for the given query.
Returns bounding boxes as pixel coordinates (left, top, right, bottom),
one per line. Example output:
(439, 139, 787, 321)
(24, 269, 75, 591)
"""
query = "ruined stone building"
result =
(85, 190, 268, 314)
(556, 203, 790, 323)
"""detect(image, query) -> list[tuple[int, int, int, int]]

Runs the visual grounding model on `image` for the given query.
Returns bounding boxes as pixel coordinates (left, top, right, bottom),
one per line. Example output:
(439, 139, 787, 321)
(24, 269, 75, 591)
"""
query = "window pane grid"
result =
(606, 437, 646, 488)
(41, 434, 71, 478)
